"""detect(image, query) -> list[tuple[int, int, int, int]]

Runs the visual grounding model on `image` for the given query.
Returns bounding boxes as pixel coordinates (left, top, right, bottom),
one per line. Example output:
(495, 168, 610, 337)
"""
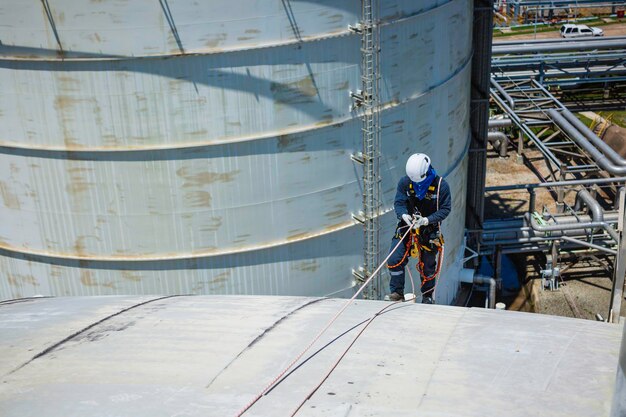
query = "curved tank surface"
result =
(0, 0, 472, 302)
(0, 296, 622, 417)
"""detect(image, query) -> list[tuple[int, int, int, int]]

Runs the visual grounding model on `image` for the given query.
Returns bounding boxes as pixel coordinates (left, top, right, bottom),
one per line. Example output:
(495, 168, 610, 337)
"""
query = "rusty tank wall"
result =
(0, 0, 472, 302)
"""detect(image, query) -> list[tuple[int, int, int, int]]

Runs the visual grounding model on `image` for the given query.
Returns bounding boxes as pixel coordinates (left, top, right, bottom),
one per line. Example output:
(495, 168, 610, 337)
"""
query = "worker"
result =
(387, 153, 451, 303)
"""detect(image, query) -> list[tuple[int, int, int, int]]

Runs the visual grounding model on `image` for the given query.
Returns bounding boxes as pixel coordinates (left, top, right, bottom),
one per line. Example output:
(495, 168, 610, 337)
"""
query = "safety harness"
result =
(388, 177, 445, 288)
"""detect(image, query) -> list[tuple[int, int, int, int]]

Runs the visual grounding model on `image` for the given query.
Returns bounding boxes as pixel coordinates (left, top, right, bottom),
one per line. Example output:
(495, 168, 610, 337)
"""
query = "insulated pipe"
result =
(494, 35, 626, 46)
(490, 78, 515, 109)
(475, 275, 497, 310)
(486, 176, 626, 192)
(460, 269, 496, 309)
(488, 131, 509, 157)
(488, 118, 513, 129)
(560, 109, 626, 167)
(526, 211, 620, 243)
(575, 188, 604, 223)
(493, 38, 626, 54)
(547, 110, 626, 176)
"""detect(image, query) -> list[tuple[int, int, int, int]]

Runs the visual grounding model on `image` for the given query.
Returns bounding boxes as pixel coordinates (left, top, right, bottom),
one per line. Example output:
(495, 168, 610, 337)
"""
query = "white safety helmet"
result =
(405, 153, 431, 183)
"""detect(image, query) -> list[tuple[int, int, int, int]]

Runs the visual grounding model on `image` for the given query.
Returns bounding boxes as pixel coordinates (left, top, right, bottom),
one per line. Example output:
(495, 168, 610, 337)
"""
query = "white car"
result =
(560, 24, 604, 38)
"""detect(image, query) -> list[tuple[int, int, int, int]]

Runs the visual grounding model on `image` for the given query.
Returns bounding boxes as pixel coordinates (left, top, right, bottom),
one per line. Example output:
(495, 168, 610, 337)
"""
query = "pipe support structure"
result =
(548, 109, 626, 176)
(527, 212, 620, 243)
(561, 109, 626, 167)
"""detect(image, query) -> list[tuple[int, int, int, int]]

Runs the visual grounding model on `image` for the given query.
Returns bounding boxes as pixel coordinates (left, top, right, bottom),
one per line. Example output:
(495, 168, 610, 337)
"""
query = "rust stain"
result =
(200, 216, 223, 232)
(204, 33, 227, 48)
(176, 167, 240, 188)
(55, 96, 82, 147)
(314, 119, 333, 128)
(121, 271, 142, 282)
(9, 163, 20, 175)
(80, 270, 115, 289)
(185, 191, 212, 207)
(270, 76, 317, 105)
(335, 80, 349, 91)
(287, 230, 309, 242)
(245, 29, 261, 34)
(323, 221, 349, 233)
(209, 271, 230, 286)
(0, 182, 20, 209)
(54, 96, 80, 110)
(277, 134, 306, 152)
(237, 36, 254, 41)
(7, 274, 39, 287)
(292, 260, 319, 273)
(67, 178, 93, 194)
(57, 75, 79, 85)
(188, 129, 208, 136)
(50, 265, 62, 278)
(68, 167, 92, 173)
(73, 236, 88, 257)
(327, 14, 343, 24)
(67, 165, 94, 195)
(325, 204, 347, 220)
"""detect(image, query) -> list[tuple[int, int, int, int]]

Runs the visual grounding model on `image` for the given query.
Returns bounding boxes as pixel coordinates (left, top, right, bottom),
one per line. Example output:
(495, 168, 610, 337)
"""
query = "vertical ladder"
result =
(361, 0, 381, 299)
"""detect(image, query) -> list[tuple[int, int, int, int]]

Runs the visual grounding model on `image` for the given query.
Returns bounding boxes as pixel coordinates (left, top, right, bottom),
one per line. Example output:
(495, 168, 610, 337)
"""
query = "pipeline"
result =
(488, 131, 509, 157)
(493, 37, 626, 54)
(482, 212, 619, 243)
(574, 188, 604, 223)
(488, 118, 513, 129)
(493, 35, 626, 47)
(526, 211, 620, 243)
(560, 109, 626, 167)
(548, 109, 626, 176)
(460, 269, 496, 309)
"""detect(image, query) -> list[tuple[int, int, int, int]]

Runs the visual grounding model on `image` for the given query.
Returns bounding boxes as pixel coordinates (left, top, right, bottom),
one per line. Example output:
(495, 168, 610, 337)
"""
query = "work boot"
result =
(421, 296, 434, 304)
(389, 292, 404, 302)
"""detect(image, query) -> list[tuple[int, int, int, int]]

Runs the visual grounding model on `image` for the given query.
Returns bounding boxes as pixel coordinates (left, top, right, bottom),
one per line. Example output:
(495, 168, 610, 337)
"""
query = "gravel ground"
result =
(485, 146, 626, 321)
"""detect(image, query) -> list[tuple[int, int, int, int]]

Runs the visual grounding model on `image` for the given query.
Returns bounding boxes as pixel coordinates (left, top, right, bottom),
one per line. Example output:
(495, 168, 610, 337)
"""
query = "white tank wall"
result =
(0, 0, 472, 303)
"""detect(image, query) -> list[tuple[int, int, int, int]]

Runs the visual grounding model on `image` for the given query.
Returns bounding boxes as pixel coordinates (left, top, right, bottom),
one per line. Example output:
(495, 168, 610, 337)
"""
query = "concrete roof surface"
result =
(0, 295, 622, 417)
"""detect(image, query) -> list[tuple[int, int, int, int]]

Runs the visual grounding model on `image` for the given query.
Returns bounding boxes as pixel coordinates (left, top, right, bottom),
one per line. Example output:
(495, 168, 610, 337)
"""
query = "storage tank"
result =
(0, 0, 472, 302)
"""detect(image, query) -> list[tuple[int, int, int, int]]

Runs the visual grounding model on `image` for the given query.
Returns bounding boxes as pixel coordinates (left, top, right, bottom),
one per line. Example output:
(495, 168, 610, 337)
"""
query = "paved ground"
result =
(497, 21, 626, 41)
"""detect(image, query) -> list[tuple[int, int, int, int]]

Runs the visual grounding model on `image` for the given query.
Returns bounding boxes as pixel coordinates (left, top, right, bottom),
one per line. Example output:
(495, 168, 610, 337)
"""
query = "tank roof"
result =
(0, 295, 622, 416)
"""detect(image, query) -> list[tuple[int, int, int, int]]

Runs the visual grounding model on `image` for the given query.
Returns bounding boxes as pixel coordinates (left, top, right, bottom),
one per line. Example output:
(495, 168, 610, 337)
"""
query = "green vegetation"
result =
(577, 113, 594, 128)
(598, 111, 626, 128)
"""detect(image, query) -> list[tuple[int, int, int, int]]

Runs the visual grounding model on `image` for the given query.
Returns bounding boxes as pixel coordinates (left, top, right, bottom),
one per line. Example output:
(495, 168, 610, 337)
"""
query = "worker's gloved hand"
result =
(402, 214, 413, 227)
(415, 216, 429, 227)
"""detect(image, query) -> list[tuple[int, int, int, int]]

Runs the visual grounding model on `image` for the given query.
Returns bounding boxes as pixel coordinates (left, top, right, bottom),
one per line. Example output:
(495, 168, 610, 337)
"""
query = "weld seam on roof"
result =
(5, 295, 183, 377)
(205, 297, 326, 390)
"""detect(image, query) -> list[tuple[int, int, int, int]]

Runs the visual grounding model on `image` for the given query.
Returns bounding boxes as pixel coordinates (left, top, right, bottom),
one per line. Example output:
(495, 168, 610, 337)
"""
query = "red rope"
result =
(235, 222, 416, 417)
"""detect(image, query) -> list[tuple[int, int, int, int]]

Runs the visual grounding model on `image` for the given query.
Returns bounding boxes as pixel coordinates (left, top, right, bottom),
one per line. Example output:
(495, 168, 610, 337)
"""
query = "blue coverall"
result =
(387, 174, 451, 297)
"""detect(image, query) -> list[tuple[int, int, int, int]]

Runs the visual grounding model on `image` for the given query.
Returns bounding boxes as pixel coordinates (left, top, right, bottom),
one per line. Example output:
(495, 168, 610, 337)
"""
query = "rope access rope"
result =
(235, 220, 417, 417)
(289, 261, 447, 415)
(289, 300, 410, 416)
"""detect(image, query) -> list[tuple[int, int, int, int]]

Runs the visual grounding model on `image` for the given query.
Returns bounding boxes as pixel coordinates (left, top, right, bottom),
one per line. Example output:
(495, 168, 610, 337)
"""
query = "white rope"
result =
(235, 220, 417, 416)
